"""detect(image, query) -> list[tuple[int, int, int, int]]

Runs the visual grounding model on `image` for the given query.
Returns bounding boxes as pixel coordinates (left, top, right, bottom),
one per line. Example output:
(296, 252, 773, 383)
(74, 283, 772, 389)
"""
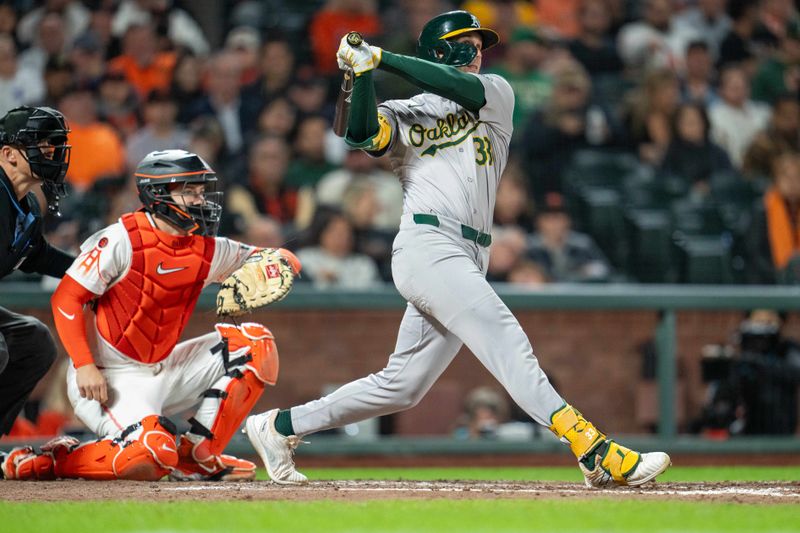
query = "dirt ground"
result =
(2, 480, 798, 504)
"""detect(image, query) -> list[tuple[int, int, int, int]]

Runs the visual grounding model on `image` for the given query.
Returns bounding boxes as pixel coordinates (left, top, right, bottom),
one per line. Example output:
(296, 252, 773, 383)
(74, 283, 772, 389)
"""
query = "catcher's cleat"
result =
(244, 409, 308, 485)
(1, 446, 56, 481)
(579, 440, 672, 488)
(170, 437, 256, 482)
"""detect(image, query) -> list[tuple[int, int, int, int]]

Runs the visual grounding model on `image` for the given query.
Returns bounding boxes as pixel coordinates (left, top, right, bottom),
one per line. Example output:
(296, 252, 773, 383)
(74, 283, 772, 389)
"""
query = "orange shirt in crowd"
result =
(66, 122, 126, 192)
(108, 52, 177, 99)
(309, 10, 381, 76)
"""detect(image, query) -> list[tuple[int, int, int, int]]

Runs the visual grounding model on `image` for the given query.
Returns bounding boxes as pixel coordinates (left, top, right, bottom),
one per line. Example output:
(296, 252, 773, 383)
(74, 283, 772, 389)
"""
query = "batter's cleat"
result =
(579, 440, 671, 488)
(244, 409, 308, 485)
(170, 437, 256, 481)
(1, 446, 56, 481)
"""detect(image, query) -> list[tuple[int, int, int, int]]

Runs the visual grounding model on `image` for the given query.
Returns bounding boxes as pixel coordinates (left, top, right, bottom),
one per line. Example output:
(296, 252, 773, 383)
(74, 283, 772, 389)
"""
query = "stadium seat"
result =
(670, 199, 728, 236)
(573, 185, 626, 267)
(672, 234, 735, 284)
(624, 208, 673, 282)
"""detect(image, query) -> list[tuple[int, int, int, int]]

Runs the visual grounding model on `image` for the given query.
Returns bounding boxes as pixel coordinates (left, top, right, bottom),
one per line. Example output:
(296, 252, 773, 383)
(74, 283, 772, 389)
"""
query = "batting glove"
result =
(336, 35, 382, 75)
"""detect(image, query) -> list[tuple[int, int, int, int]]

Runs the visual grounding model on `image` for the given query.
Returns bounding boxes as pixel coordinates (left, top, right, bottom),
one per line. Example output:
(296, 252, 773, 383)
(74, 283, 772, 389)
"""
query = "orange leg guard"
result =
(9, 415, 180, 481)
(177, 323, 278, 477)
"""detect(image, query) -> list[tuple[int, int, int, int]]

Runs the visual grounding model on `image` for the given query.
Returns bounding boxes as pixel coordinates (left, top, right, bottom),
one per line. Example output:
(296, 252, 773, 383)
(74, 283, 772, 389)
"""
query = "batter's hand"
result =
(336, 35, 382, 75)
(76, 363, 108, 404)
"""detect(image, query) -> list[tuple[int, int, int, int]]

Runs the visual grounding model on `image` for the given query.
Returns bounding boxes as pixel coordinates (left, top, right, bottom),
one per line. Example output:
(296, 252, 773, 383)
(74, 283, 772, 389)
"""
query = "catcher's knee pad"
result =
(214, 322, 279, 384)
(186, 323, 278, 457)
(54, 415, 179, 481)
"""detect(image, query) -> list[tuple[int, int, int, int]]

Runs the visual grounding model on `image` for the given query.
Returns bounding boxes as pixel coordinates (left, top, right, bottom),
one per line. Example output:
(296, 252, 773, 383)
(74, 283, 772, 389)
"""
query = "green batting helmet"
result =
(417, 10, 500, 67)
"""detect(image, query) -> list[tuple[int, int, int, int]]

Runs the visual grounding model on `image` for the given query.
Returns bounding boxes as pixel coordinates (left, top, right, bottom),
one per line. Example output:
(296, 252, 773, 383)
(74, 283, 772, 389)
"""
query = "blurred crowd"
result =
(3, 0, 800, 288)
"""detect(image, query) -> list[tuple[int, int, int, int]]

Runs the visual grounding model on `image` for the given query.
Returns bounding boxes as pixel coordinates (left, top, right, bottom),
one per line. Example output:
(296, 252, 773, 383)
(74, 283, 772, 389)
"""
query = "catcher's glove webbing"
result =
(216, 248, 301, 317)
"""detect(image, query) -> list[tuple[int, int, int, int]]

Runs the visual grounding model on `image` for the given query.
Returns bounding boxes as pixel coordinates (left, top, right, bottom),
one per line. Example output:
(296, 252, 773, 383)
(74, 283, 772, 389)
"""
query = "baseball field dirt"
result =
(3, 479, 798, 504)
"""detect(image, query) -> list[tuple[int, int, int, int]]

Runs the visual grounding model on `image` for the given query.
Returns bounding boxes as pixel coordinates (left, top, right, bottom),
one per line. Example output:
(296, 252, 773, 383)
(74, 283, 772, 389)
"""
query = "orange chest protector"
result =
(95, 212, 215, 363)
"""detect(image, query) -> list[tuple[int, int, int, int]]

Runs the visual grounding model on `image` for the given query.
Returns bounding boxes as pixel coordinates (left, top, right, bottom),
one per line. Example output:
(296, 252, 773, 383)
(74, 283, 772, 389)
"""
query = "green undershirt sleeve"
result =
(344, 71, 381, 149)
(377, 50, 486, 112)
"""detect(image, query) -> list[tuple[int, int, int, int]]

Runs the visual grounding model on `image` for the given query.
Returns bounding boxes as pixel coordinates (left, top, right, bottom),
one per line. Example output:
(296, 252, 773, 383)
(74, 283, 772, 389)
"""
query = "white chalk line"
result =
(161, 482, 800, 499)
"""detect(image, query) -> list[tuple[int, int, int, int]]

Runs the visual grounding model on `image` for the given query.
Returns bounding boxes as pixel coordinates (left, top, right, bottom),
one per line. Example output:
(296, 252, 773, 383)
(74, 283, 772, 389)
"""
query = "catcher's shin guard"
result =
(175, 323, 277, 480)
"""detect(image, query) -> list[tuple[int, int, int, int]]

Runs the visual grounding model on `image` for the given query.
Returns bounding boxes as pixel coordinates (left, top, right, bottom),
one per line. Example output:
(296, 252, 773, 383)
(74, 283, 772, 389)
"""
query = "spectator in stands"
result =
(96, 69, 140, 139)
(308, 0, 382, 77)
(535, 0, 581, 40)
(673, 0, 732, 59)
(526, 193, 612, 282)
(623, 68, 680, 165)
(186, 116, 226, 177)
(520, 61, 620, 199)
(341, 179, 396, 281)
(660, 103, 732, 196)
(241, 37, 296, 109)
(453, 386, 511, 440)
(617, 0, 697, 73)
(709, 64, 771, 168)
(256, 96, 298, 140)
(285, 115, 338, 189)
(0, 3, 18, 41)
(108, 23, 177, 100)
(16, 0, 89, 48)
(186, 51, 249, 159)
(41, 57, 73, 109)
(746, 151, 800, 283)
(0, 35, 44, 115)
(112, 0, 209, 56)
(125, 89, 189, 170)
(751, 21, 800, 105)
(226, 135, 299, 227)
(88, 5, 119, 60)
(493, 163, 536, 232)
(69, 32, 106, 91)
(507, 259, 551, 287)
(170, 52, 205, 125)
(752, 0, 795, 50)
(287, 70, 332, 118)
(487, 27, 553, 132)
(239, 214, 285, 249)
(316, 148, 402, 231)
(743, 94, 800, 178)
(680, 40, 718, 106)
(718, 0, 760, 74)
(487, 225, 529, 283)
(18, 12, 69, 76)
(59, 85, 126, 194)
(224, 26, 261, 86)
(296, 207, 381, 289)
(567, 0, 624, 79)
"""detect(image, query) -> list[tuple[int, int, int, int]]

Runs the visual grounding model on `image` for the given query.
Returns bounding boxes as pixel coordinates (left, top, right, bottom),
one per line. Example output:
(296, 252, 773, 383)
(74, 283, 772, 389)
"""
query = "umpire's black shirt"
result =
(0, 167, 74, 280)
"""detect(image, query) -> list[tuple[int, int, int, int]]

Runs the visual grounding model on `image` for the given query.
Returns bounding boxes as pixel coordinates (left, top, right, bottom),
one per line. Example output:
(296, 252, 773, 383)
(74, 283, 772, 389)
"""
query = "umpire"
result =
(0, 105, 74, 435)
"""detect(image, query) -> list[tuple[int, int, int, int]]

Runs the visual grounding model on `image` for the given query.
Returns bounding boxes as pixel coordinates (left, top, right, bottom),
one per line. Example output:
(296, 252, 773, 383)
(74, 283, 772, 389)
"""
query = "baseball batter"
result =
(246, 11, 671, 488)
(2, 150, 299, 482)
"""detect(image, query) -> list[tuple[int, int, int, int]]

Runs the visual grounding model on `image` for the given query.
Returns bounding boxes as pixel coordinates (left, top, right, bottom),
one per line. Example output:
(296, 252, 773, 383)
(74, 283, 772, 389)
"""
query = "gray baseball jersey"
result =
(379, 74, 513, 232)
(289, 72, 564, 436)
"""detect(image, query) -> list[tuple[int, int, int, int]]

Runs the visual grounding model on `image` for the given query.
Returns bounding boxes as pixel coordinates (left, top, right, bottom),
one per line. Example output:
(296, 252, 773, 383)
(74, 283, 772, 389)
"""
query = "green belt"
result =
(412, 214, 492, 247)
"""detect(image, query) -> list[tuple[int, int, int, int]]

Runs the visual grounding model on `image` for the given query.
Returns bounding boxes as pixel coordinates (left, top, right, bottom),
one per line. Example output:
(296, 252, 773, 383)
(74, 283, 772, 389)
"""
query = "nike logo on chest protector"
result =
(156, 262, 187, 275)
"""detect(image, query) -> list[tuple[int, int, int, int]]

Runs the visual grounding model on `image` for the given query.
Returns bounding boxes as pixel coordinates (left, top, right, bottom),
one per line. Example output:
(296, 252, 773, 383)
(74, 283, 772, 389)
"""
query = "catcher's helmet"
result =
(417, 10, 499, 67)
(0, 106, 71, 215)
(135, 149, 223, 236)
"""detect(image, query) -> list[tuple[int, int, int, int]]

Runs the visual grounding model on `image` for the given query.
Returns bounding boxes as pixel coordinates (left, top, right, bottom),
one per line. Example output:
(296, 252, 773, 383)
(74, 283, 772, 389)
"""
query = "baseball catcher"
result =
(244, 10, 671, 488)
(1, 150, 300, 482)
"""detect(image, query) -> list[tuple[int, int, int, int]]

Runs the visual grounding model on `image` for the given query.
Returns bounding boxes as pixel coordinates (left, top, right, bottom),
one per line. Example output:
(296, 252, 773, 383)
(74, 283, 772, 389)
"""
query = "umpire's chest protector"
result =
(95, 212, 215, 364)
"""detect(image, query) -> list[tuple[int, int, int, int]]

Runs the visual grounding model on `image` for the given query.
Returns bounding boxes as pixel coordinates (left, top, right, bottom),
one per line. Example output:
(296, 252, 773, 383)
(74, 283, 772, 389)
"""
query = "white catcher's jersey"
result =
(378, 74, 514, 232)
(67, 212, 257, 296)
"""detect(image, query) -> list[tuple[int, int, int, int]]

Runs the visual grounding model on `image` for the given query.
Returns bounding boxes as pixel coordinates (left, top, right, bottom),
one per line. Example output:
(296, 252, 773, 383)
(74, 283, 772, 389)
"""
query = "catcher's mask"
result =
(135, 149, 223, 237)
(0, 106, 71, 215)
(417, 10, 499, 67)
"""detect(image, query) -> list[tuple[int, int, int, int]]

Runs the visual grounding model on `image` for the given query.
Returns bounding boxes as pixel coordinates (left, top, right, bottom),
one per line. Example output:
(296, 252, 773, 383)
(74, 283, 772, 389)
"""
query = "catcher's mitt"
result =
(216, 248, 301, 317)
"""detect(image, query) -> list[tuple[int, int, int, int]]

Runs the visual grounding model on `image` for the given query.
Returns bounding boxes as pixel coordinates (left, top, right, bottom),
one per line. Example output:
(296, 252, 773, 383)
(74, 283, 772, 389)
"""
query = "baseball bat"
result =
(333, 32, 364, 137)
